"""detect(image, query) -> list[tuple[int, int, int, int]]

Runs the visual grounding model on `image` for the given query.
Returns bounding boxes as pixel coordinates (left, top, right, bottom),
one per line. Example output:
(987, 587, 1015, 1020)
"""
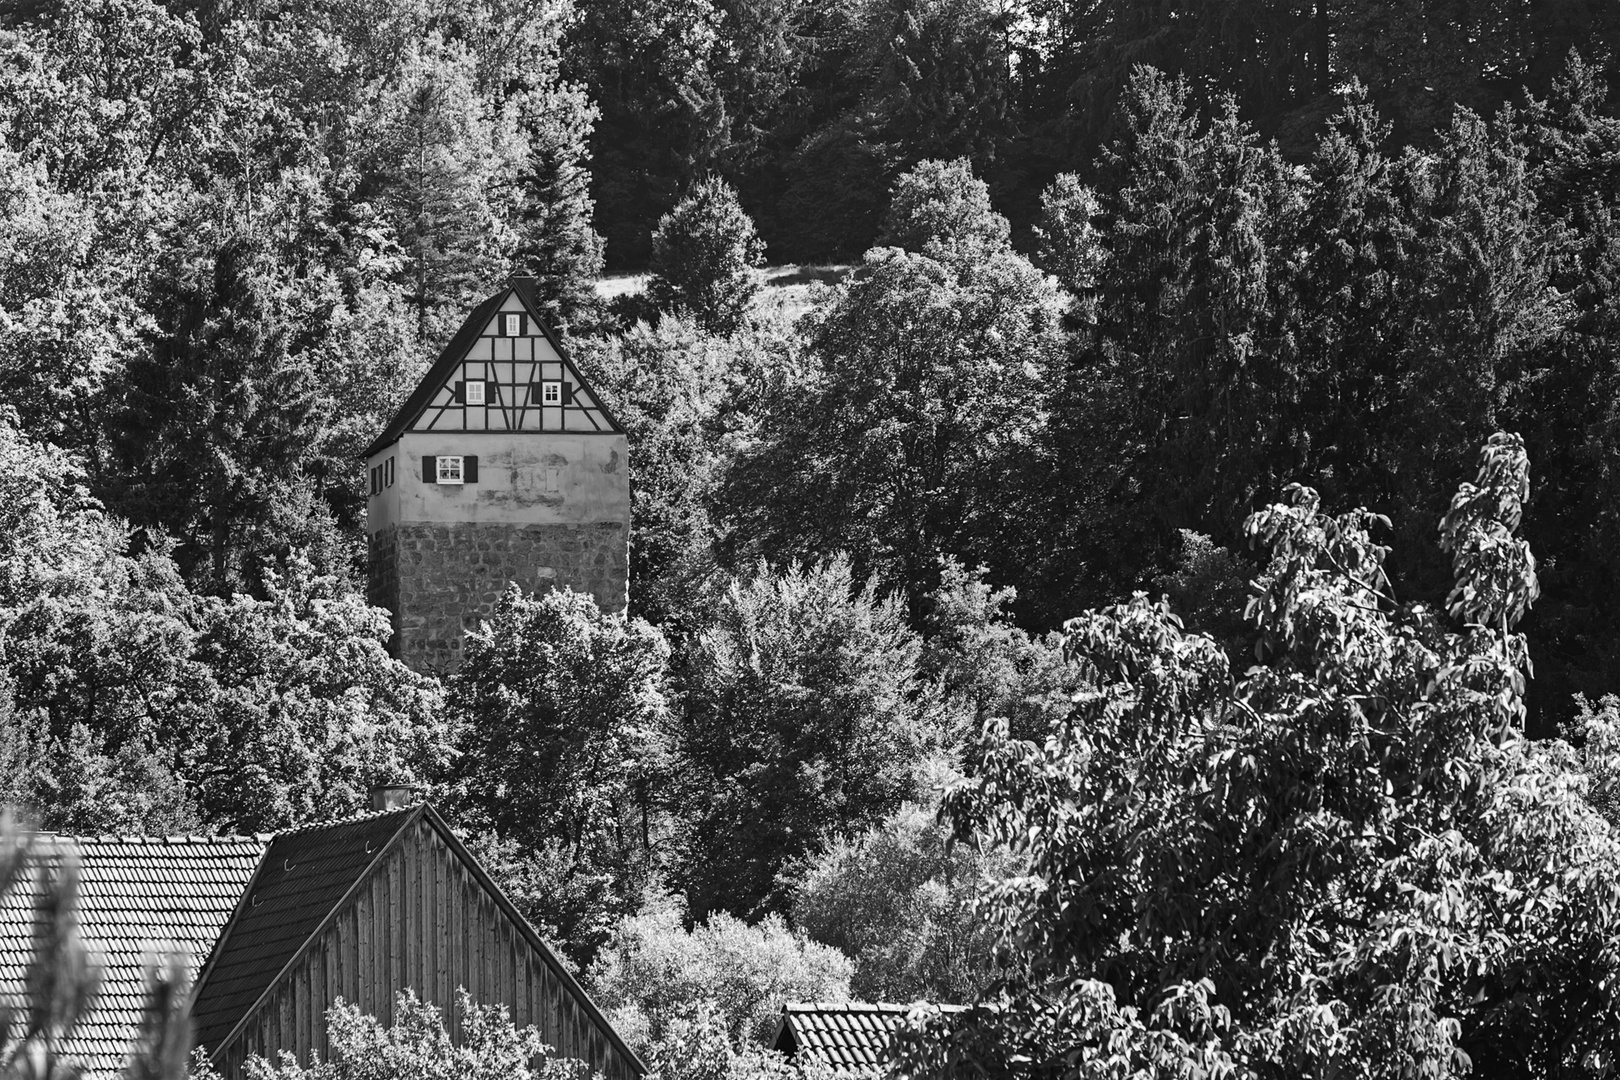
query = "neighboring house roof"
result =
(0, 834, 268, 1078)
(192, 802, 644, 1079)
(362, 276, 623, 459)
(773, 1002, 965, 1074)
(0, 804, 645, 1080)
(188, 807, 416, 1053)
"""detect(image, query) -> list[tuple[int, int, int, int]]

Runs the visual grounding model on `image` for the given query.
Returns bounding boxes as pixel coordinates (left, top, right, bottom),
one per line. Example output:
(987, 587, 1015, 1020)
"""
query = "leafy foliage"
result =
(242, 990, 589, 1080)
(787, 797, 1010, 1004)
(673, 557, 941, 917)
(588, 894, 851, 1052)
(446, 585, 672, 966)
(899, 434, 1620, 1078)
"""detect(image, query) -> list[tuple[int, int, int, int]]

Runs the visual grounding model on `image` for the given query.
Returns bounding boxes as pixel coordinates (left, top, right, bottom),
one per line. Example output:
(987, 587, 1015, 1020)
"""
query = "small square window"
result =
(437, 455, 464, 484)
(542, 381, 562, 406)
(503, 313, 522, 336)
(465, 380, 486, 406)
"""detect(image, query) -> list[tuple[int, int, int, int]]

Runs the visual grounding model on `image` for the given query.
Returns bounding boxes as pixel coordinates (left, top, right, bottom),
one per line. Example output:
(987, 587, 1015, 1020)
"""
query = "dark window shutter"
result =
(423, 455, 437, 483)
(519, 313, 528, 335)
(562, 382, 574, 405)
(464, 455, 478, 483)
(530, 382, 544, 401)
(453, 381, 465, 403)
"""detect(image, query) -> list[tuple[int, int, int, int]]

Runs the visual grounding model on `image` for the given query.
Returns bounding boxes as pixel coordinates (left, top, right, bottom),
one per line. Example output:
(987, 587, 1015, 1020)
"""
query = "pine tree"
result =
(508, 83, 607, 333)
(109, 228, 317, 595)
(646, 175, 765, 334)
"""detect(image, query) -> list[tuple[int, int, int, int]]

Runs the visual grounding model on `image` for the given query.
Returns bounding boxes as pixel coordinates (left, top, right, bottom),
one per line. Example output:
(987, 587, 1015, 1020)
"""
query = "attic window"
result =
(541, 381, 563, 406)
(437, 455, 464, 484)
(503, 313, 524, 336)
(464, 380, 486, 406)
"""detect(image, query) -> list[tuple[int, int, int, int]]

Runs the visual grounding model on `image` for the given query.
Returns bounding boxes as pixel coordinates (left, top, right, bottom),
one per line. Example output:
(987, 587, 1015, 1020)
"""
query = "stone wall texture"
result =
(368, 520, 628, 675)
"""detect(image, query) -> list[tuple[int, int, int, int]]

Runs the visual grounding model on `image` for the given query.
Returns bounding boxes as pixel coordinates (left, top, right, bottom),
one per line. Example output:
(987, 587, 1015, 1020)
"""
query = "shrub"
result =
(647, 177, 765, 334)
(589, 895, 851, 1052)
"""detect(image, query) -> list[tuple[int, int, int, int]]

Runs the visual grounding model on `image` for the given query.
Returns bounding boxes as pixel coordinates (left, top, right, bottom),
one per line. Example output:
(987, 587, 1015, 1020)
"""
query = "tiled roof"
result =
(775, 1002, 964, 1073)
(189, 806, 417, 1053)
(0, 834, 268, 1079)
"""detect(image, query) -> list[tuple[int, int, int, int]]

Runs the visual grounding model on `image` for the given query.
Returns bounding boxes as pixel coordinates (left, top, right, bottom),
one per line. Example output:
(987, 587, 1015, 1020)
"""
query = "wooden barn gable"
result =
(191, 805, 641, 1080)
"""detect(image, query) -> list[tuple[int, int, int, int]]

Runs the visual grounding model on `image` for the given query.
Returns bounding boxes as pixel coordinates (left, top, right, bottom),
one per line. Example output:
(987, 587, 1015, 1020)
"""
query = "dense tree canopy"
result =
(0, 6, 1617, 1078)
(898, 434, 1620, 1077)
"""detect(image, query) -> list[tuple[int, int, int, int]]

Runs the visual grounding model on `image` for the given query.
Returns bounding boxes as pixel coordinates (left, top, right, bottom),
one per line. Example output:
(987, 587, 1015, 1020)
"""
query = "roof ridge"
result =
(268, 803, 420, 837)
(25, 832, 266, 845)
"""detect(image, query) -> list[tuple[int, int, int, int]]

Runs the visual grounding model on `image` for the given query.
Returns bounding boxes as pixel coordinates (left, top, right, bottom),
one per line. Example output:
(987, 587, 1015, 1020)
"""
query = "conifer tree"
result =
(109, 227, 317, 595)
(646, 176, 765, 334)
(508, 84, 607, 333)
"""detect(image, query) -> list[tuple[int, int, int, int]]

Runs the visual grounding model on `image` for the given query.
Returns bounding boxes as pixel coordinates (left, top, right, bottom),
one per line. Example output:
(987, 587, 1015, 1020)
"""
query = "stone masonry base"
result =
(368, 521, 628, 675)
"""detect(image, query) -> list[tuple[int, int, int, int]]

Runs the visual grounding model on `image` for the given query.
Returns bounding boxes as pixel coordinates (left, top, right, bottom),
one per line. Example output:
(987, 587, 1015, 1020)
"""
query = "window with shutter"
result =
(465, 380, 486, 406)
(385, 458, 394, 487)
(370, 467, 380, 495)
(437, 456, 464, 484)
(503, 313, 523, 336)
(541, 381, 562, 406)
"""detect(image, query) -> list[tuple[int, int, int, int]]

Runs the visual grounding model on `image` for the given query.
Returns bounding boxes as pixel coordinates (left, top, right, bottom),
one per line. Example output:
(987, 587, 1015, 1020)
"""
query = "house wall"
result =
(209, 817, 638, 1080)
(365, 432, 630, 673)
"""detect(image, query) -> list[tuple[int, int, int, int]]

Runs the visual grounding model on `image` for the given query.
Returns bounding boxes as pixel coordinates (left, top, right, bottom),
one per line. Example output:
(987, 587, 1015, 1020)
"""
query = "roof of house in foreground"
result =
(774, 1002, 967, 1073)
(0, 804, 645, 1080)
(0, 833, 268, 1077)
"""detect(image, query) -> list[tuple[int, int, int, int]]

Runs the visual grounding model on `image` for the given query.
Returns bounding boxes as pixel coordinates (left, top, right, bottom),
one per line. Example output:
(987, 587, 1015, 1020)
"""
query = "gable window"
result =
(503, 313, 524, 336)
(464, 380, 486, 406)
(541, 380, 564, 406)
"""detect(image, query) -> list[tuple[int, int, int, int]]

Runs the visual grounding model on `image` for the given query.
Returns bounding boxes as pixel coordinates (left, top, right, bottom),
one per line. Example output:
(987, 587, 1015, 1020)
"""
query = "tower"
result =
(363, 277, 628, 673)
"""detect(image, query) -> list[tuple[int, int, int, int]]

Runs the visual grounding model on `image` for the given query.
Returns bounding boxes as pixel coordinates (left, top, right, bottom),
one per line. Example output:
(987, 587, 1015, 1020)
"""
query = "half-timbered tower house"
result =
(362, 277, 628, 673)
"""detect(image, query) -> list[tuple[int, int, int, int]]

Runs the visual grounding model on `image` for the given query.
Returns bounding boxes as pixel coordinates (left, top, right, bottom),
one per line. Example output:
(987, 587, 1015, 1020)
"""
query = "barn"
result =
(0, 798, 641, 1080)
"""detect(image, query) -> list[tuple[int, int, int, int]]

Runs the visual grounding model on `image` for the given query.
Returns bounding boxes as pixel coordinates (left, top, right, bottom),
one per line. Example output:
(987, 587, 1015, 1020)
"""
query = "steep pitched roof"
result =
(362, 277, 622, 459)
(188, 807, 416, 1053)
(773, 1002, 966, 1074)
(0, 835, 268, 1078)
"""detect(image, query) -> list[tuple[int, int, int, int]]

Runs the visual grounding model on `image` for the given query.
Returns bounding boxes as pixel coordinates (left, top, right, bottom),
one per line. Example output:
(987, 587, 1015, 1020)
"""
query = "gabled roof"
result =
(362, 277, 622, 459)
(188, 807, 416, 1053)
(773, 1002, 966, 1074)
(190, 803, 644, 1077)
(0, 834, 268, 1078)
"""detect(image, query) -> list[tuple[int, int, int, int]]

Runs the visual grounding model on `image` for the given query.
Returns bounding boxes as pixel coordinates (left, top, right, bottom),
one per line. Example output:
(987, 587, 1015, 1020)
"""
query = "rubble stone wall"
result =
(367, 520, 628, 675)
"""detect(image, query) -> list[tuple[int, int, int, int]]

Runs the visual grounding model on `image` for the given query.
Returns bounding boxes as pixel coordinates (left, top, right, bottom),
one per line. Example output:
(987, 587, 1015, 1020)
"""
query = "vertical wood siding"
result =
(213, 819, 635, 1080)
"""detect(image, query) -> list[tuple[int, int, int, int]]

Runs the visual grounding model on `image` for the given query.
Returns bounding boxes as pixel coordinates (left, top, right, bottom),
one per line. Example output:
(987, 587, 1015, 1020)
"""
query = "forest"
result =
(2, 0, 1620, 1077)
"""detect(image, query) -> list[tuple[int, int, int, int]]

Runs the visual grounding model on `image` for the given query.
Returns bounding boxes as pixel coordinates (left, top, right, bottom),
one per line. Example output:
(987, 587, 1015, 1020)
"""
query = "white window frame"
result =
(541, 380, 563, 406)
(464, 379, 486, 406)
(437, 455, 465, 485)
(503, 313, 522, 336)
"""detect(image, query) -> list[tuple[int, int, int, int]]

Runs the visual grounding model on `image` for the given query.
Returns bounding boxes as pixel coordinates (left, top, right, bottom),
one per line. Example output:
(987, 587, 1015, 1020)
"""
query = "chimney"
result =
(370, 784, 424, 812)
